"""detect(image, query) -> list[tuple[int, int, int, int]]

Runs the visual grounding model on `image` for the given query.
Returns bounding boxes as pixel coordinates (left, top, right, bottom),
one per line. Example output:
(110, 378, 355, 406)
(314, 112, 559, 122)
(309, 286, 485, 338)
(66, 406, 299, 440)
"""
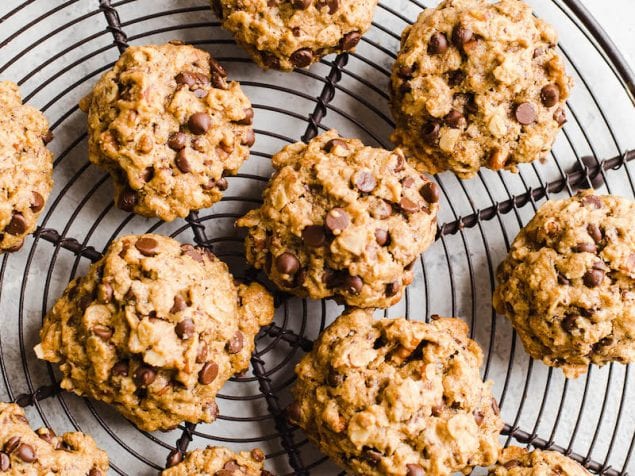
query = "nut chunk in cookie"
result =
(291, 310, 503, 475)
(163, 446, 273, 475)
(212, 0, 378, 71)
(493, 191, 635, 378)
(0, 402, 109, 474)
(35, 234, 274, 432)
(0, 81, 54, 253)
(80, 43, 255, 221)
(236, 130, 440, 309)
(490, 447, 590, 475)
(390, 0, 572, 178)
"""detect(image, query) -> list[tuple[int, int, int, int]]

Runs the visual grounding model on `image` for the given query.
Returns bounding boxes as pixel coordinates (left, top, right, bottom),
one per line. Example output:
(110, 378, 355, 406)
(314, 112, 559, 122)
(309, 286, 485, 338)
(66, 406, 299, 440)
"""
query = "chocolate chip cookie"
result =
(236, 130, 440, 308)
(80, 43, 255, 221)
(291, 309, 503, 475)
(390, 0, 573, 178)
(35, 234, 274, 432)
(0, 81, 53, 253)
(490, 447, 590, 475)
(0, 402, 109, 475)
(163, 446, 272, 475)
(212, 0, 378, 71)
(493, 191, 635, 378)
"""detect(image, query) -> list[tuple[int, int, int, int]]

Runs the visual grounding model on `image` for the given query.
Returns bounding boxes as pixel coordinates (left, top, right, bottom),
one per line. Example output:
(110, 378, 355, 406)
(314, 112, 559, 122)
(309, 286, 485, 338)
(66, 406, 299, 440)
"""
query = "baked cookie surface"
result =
(0, 402, 109, 475)
(36, 234, 274, 432)
(493, 191, 635, 378)
(291, 310, 503, 475)
(163, 446, 272, 476)
(0, 81, 54, 253)
(80, 43, 254, 221)
(236, 130, 440, 308)
(390, 0, 572, 178)
(490, 447, 590, 475)
(212, 0, 378, 71)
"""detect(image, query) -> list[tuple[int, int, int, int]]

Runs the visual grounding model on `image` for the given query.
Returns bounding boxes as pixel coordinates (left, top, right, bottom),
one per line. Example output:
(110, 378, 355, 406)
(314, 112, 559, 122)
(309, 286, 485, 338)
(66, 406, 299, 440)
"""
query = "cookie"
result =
(490, 447, 590, 475)
(236, 130, 440, 308)
(212, 0, 378, 71)
(35, 234, 274, 432)
(163, 446, 272, 475)
(0, 402, 109, 475)
(493, 191, 635, 378)
(80, 43, 255, 221)
(390, 0, 572, 178)
(291, 309, 503, 475)
(0, 81, 53, 253)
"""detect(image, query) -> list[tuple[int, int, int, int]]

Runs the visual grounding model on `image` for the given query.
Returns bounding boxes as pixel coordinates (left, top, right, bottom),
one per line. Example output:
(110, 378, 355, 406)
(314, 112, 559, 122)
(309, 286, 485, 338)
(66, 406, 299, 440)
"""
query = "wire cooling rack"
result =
(0, 0, 634, 474)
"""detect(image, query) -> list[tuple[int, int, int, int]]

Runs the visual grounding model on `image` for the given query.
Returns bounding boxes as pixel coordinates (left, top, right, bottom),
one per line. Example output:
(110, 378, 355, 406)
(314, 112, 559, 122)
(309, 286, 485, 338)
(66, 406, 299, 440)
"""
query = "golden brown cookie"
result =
(390, 0, 572, 178)
(163, 446, 273, 476)
(36, 234, 274, 432)
(493, 191, 635, 378)
(291, 309, 503, 475)
(0, 81, 53, 253)
(0, 402, 109, 475)
(212, 0, 378, 71)
(236, 130, 440, 308)
(490, 447, 590, 475)
(80, 43, 254, 221)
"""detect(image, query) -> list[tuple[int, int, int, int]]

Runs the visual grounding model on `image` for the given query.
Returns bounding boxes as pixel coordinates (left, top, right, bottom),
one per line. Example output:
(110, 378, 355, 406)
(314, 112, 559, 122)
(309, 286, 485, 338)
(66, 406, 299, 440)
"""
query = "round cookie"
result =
(236, 130, 440, 308)
(390, 0, 572, 178)
(0, 81, 53, 253)
(490, 447, 590, 475)
(0, 402, 109, 474)
(80, 43, 255, 221)
(163, 446, 272, 475)
(493, 191, 635, 378)
(290, 309, 503, 475)
(35, 234, 274, 432)
(212, 0, 378, 71)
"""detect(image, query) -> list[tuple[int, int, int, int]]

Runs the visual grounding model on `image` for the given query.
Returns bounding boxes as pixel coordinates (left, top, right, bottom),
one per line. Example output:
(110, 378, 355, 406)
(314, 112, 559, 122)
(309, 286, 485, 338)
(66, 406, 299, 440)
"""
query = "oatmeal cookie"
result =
(490, 447, 590, 475)
(163, 446, 272, 475)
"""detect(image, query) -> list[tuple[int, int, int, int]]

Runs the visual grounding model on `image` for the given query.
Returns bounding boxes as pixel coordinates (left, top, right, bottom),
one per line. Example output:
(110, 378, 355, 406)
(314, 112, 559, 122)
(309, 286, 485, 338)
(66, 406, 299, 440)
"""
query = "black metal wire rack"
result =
(0, 0, 633, 475)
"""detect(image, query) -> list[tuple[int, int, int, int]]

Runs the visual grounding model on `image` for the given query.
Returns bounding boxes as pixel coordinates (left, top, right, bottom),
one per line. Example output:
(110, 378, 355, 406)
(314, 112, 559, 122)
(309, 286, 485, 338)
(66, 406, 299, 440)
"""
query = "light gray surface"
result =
(0, 1, 633, 475)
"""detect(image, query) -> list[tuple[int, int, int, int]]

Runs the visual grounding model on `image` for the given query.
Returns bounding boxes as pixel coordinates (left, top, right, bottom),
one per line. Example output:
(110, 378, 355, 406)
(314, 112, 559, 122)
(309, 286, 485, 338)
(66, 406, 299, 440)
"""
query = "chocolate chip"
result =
(372, 200, 393, 220)
(397, 63, 416, 79)
(340, 31, 361, 50)
(452, 25, 473, 48)
(448, 69, 465, 86)
(261, 51, 281, 69)
(92, 325, 113, 341)
(215, 177, 229, 191)
(353, 171, 376, 193)
(399, 197, 420, 213)
(5, 213, 26, 235)
(553, 107, 567, 126)
(241, 128, 256, 147)
(134, 366, 157, 386)
(428, 32, 448, 54)
(193, 89, 207, 99)
(343, 275, 363, 295)
(582, 194, 602, 209)
(251, 448, 265, 462)
(587, 223, 603, 243)
(42, 130, 54, 145)
(211, 72, 227, 90)
(385, 281, 400, 297)
(111, 361, 129, 377)
(17, 444, 36, 463)
(276, 252, 300, 275)
(188, 112, 212, 135)
(292, 0, 312, 8)
(406, 463, 425, 476)
(171, 295, 187, 313)
(198, 361, 219, 385)
(473, 410, 484, 425)
(292, 26, 302, 36)
(175, 72, 197, 86)
(36, 428, 55, 444)
(135, 236, 159, 256)
(175, 319, 195, 340)
(175, 149, 191, 173)
(4, 436, 21, 453)
(290, 48, 313, 68)
(421, 122, 440, 143)
(166, 449, 183, 468)
(557, 273, 570, 285)
(117, 188, 138, 212)
(375, 229, 389, 246)
(504, 460, 520, 470)
(286, 402, 301, 422)
(325, 208, 350, 233)
(168, 132, 187, 151)
(444, 109, 464, 128)
(209, 57, 227, 79)
(31, 191, 45, 212)
(227, 331, 244, 354)
(575, 242, 597, 253)
(302, 225, 326, 247)
(402, 177, 415, 188)
(324, 138, 348, 153)
(181, 244, 205, 262)
(1, 451, 11, 470)
(316, 0, 338, 14)
(196, 343, 209, 364)
(420, 181, 440, 203)
(561, 314, 578, 332)
(223, 461, 240, 471)
(236, 108, 254, 125)
(364, 448, 382, 465)
(431, 405, 444, 416)
(533, 47, 544, 58)
(515, 102, 537, 125)
(540, 84, 560, 107)
(583, 268, 604, 288)
(140, 166, 154, 182)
